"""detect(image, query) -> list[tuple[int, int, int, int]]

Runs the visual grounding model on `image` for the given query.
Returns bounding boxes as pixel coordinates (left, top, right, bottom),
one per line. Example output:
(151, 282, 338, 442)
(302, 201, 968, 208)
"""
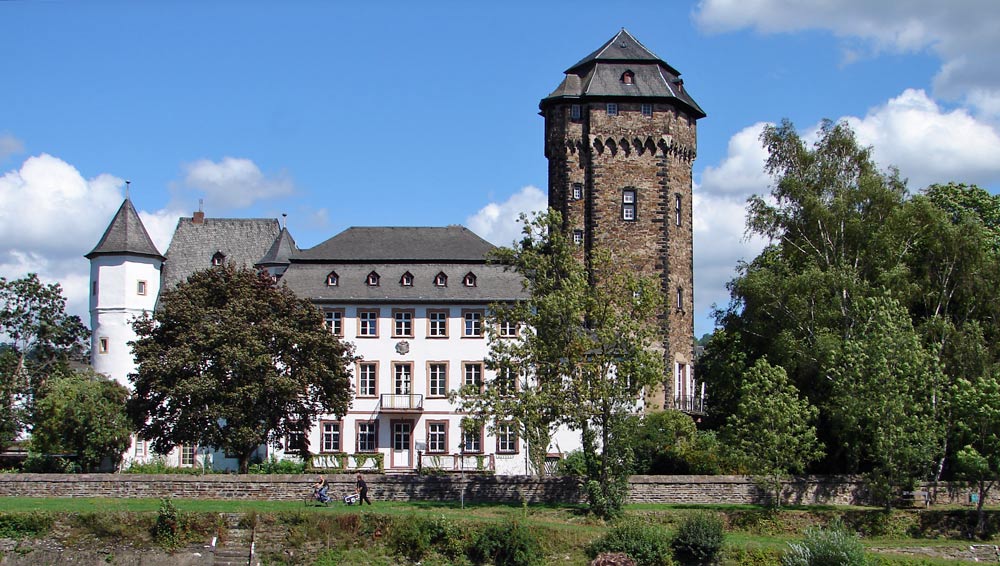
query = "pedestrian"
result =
(356, 473, 372, 505)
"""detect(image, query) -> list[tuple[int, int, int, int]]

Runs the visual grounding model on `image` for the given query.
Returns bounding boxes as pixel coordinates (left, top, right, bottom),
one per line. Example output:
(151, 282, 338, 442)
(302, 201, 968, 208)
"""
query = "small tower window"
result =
(573, 230, 583, 245)
(400, 272, 414, 287)
(463, 272, 477, 287)
(675, 194, 683, 226)
(676, 287, 684, 311)
(570, 104, 581, 120)
(98, 337, 109, 354)
(641, 103, 653, 117)
(326, 271, 339, 286)
(622, 189, 637, 221)
(434, 272, 448, 287)
(367, 271, 380, 286)
(137, 280, 147, 296)
(211, 251, 225, 266)
(606, 103, 618, 116)
(92, 281, 98, 296)
(621, 70, 634, 85)
(571, 182, 583, 200)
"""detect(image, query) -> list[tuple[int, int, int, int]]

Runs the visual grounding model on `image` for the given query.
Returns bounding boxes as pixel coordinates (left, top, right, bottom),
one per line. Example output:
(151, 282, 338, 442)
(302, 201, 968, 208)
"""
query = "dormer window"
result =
(434, 272, 448, 287)
(400, 272, 414, 287)
(211, 251, 225, 266)
(326, 271, 339, 286)
(367, 271, 380, 287)
(621, 70, 634, 85)
(463, 272, 477, 287)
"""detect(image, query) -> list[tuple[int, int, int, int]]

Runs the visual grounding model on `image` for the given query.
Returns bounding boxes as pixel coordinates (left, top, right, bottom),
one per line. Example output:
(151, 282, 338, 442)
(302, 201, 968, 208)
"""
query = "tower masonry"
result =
(540, 29, 705, 412)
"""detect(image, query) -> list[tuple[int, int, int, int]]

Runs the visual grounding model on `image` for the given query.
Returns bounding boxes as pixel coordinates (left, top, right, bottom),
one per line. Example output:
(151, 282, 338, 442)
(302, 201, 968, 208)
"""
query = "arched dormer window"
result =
(621, 70, 635, 85)
(211, 251, 225, 266)
(326, 271, 339, 286)
(400, 272, 414, 287)
(367, 271, 380, 287)
(463, 272, 477, 287)
(434, 272, 448, 287)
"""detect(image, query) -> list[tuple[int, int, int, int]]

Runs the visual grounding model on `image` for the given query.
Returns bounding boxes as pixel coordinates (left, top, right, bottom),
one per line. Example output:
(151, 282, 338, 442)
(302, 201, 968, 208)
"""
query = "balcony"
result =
(379, 393, 424, 413)
(672, 395, 706, 416)
(417, 452, 495, 473)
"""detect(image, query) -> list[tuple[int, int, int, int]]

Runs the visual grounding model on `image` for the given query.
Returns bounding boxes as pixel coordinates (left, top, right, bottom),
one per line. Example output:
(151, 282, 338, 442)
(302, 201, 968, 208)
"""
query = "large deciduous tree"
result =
(457, 210, 663, 519)
(128, 264, 354, 473)
(951, 375, 1000, 536)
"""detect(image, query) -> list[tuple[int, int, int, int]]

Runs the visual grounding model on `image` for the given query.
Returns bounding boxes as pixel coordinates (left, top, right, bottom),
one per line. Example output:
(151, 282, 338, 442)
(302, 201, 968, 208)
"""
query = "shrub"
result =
(723, 547, 782, 566)
(152, 498, 181, 548)
(672, 512, 725, 565)
(781, 524, 867, 566)
(0, 513, 54, 539)
(470, 519, 543, 566)
(556, 450, 587, 476)
(387, 516, 434, 562)
(123, 457, 208, 475)
(587, 519, 673, 566)
(248, 455, 306, 474)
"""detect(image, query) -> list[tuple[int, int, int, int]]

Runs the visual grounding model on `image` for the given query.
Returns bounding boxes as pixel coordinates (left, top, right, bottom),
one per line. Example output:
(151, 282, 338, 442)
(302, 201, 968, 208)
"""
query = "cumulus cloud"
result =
(0, 133, 24, 163)
(694, 0, 1000, 116)
(466, 185, 547, 246)
(180, 157, 294, 210)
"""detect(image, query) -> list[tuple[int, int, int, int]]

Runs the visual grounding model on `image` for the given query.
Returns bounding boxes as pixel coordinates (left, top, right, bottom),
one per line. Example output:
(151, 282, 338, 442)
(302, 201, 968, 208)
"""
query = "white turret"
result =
(86, 197, 164, 387)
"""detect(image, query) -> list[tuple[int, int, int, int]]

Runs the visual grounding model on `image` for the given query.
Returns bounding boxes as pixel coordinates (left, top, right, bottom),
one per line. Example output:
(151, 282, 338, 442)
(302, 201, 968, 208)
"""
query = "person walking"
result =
(356, 473, 372, 505)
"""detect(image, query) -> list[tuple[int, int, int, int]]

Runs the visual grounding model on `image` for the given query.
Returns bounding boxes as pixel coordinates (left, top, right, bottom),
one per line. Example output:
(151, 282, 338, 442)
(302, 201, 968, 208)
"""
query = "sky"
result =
(3, 1, 1000, 338)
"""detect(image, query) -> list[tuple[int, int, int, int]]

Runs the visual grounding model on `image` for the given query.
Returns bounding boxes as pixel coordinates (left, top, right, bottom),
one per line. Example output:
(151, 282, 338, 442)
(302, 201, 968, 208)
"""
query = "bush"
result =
(0, 513, 54, 539)
(723, 547, 782, 566)
(152, 498, 181, 548)
(387, 516, 434, 562)
(587, 519, 673, 566)
(123, 457, 208, 475)
(556, 450, 587, 476)
(672, 512, 725, 565)
(470, 519, 543, 566)
(247, 455, 307, 474)
(781, 524, 867, 566)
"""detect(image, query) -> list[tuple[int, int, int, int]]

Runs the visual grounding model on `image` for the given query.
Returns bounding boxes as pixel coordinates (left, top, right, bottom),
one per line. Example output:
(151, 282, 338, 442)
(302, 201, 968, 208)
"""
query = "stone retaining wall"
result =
(0, 474, 989, 506)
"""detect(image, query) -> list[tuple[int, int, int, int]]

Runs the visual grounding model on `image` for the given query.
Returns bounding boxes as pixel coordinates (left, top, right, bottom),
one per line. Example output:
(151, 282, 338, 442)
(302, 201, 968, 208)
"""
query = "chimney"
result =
(193, 198, 205, 224)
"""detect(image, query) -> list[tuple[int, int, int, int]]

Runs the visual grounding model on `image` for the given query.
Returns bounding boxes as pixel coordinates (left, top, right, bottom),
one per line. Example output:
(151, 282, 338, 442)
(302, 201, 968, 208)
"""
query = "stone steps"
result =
(213, 523, 255, 566)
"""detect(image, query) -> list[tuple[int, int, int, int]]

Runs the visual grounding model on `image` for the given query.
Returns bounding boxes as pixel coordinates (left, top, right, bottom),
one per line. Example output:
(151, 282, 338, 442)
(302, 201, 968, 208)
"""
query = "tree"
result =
(0, 274, 89, 448)
(951, 375, 1000, 536)
(128, 264, 355, 473)
(458, 210, 663, 518)
(721, 358, 822, 506)
(31, 369, 131, 472)
(628, 409, 699, 475)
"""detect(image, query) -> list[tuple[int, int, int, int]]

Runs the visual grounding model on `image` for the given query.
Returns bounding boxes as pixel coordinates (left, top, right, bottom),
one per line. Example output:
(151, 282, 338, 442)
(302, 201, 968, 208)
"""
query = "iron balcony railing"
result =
(672, 395, 707, 415)
(379, 393, 424, 411)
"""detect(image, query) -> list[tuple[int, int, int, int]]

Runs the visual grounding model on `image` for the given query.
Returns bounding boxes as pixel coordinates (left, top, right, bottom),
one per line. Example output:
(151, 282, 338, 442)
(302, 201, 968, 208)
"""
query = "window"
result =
(427, 310, 448, 338)
(571, 182, 583, 200)
(393, 362, 412, 395)
(622, 189, 637, 221)
(357, 421, 377, 452)
(211, 252, 225, 266)
(498, 320, 518, 338)
(428, 362, 448, 397)
(621, 70, 634, 84)
(641, 103, 653, 116)
(463, 362, 484, 392)
(321, 421, 341, 453)
(463, 310, 483, 337)
(98, 337, 109, 354)
(324, 309, 344, 337)
(326, 271, 339, 286)
(573, 229, 583, 245)
(358, 309, 379, 337)
(462, 427, 482, 453)
(366, 271, 380, 286)
(400, 272, 414, 286)
(676, 287, 684, 311)
(675, 193, 682, 226)
(134, 438, 146, 457)
(137, 280, 147, 295)
(392, 309, 414, 338)
(570, 104, 581, 120)
(496, 367, 517, 396)
(427, 422, 447, 453)
(497, 422, 518, 454)
(285, 431, 306, 453)
(357, 362, 377, 397)
(180, 444, 196, 467)
(92, 281, 98, 296)
(463, 272, 477, 287)
(606, 103, 618, 116)
(434, 272, 448, 287)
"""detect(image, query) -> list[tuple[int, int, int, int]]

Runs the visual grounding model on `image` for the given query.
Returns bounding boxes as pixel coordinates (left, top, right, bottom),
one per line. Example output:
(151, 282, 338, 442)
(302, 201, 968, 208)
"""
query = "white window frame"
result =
(357, 362, 377, 397)
(428, 362, 448, 397)
(427, 310, 448, 338)
(357, 422, 377, 452)
(324, 310, 343, 337)
(393, 362, 412, 395)
(321, 421, 341, 453)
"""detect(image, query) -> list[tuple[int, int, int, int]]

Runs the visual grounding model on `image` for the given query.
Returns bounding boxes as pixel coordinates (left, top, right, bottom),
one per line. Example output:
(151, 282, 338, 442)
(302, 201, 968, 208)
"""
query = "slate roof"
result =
(296, 226, 495, 263)
(85, 199, 164, 260)
(160, 217, 281, 289)
(541, 28, 705, 119)
(258, 227, 298, 267)
(280, 262, 527, 304)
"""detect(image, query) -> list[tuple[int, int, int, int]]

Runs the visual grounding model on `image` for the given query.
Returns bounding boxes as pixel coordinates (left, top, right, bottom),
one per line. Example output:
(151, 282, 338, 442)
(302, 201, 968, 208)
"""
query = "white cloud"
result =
(0, 133, 24, 162)
(466, 185, 547, 246)
(699, 122, 771, 198)
(694, 0, 1000, 117)
(180, 157, 294, 210)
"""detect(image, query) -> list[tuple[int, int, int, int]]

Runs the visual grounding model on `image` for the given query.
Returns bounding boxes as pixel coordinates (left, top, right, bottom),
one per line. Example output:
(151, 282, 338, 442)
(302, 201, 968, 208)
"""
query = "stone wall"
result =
(0, 474, 990, 506)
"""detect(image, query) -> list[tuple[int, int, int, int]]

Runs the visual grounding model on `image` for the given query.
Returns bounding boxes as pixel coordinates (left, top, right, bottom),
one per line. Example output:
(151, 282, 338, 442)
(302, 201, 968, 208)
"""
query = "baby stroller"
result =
(343, 492, 360, 505)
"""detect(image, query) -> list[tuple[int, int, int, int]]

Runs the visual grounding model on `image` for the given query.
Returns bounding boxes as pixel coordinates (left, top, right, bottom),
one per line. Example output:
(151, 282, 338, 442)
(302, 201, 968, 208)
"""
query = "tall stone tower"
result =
(540, 29, 705, 412)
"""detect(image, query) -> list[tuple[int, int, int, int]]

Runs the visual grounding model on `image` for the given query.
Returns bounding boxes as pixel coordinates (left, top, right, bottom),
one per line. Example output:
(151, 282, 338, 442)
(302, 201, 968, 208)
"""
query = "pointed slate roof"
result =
(160, 217, 281, 289)
(295, 226, 495, 263)
(257, 227, 298, 268)
(85, 198, 164, 260)
(541, 28, 705, 119)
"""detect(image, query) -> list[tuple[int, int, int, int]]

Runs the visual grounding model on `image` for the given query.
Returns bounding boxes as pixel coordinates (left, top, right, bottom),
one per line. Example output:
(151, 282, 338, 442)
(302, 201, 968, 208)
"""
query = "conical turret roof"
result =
(85, 198, 164, 260)
(257, 227, 298, 267)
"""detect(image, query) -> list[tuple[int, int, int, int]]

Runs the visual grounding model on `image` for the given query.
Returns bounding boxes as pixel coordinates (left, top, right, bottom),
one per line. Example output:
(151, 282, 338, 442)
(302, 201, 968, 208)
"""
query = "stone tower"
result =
(540, 29, 705, 412)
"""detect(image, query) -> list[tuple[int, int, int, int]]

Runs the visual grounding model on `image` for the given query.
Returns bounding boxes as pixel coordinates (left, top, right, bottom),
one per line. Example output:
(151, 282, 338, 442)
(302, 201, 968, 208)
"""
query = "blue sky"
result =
(3, 1, 1000, 337)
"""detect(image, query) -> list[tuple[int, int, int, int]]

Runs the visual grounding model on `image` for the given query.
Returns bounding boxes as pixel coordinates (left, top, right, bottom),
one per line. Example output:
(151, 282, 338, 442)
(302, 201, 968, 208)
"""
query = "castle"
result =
(87, 29, 704, 473)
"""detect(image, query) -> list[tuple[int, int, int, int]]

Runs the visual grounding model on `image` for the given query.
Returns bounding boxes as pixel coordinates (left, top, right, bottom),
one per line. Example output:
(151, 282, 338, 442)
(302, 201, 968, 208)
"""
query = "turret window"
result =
(606, 103, 618, 116)
(573, 230, 583, 245)
(137, 280, 147, 296)
(675, 194, 683, 226)
(622, 189, 637, 221)
(98, 337, 109, 354)
(641, 103, 653, 117)
(570, 104, 581, 120)
(571, 182, 583, 200)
